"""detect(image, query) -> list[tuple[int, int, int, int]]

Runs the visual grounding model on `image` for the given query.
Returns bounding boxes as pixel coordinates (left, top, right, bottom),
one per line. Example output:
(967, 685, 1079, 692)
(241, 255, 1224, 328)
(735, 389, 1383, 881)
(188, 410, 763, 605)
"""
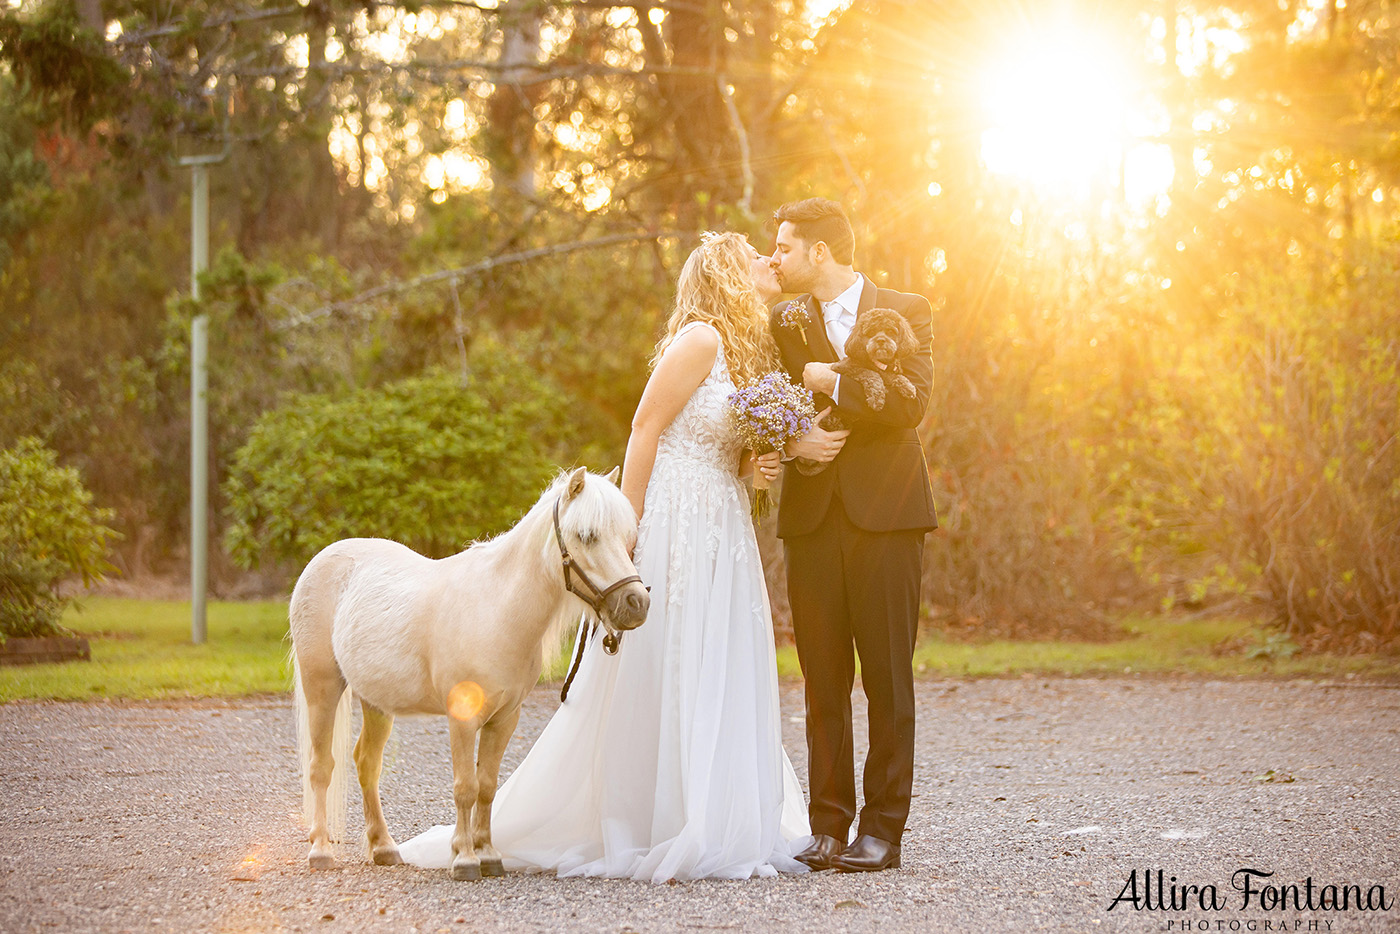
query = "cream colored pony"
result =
(289, 467, 649, 881)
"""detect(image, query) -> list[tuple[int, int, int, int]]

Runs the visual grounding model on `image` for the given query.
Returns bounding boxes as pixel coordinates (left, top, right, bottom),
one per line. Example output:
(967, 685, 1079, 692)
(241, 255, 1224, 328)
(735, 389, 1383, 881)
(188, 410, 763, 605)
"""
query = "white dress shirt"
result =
(822, 275, 864, 355)
(822, 274, 865, 405)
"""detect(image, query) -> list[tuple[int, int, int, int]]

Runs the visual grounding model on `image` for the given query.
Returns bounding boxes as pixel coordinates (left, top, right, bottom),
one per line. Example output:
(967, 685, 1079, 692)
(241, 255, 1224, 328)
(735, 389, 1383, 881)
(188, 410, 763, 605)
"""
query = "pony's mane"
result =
(476, 469, 637, 668)
(548, 469, 636, 544)
(470, 469, 632, 549)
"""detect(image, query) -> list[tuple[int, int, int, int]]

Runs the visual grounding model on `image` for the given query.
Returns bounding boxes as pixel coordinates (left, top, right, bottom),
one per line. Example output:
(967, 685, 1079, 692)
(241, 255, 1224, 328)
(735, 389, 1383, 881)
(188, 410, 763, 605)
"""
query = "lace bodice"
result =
(637, 322, 754, 601)
(653, 322, 743, 474)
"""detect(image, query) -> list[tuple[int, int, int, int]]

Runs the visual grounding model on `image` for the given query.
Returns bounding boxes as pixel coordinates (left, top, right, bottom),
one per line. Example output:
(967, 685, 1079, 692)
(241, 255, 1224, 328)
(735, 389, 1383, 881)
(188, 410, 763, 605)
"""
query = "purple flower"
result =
(727, 371, 818, 455)
(778, 304, 810, 342)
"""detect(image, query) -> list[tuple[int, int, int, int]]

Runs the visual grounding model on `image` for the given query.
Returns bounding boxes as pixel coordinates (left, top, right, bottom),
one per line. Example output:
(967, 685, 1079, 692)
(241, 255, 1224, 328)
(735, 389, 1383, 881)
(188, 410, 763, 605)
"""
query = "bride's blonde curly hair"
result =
(652, 232, 776, 387)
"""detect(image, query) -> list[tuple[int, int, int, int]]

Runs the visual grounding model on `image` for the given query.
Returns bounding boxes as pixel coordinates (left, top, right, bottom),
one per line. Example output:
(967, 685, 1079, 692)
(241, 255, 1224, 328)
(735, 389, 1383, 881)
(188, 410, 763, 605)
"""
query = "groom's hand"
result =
(785, 407, 849, 464)
(803, 362, 838, 397)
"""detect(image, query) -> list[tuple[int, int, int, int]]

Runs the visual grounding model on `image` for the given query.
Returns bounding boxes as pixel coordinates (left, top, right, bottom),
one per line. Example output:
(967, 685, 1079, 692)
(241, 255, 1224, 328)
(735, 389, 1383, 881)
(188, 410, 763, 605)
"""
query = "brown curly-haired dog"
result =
(832, 307, 919, 410)
(794, 308, 919, 476)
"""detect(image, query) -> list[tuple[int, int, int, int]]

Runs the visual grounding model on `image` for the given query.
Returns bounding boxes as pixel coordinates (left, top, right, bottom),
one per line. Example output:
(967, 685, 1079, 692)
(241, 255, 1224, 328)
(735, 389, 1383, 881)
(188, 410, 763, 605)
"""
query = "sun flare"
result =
(978, 26, 1174, 204)
(447, 680, 486, 721)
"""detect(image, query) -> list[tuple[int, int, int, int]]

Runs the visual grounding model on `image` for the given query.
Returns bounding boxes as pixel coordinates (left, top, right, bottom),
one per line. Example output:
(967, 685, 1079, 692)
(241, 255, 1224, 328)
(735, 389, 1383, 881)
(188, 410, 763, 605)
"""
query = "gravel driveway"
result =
(2, 678, 1397, 933)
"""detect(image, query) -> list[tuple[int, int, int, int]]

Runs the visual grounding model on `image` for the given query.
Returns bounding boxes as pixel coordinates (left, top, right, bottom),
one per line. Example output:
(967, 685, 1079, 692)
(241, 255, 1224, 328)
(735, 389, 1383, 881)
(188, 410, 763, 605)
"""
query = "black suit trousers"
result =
(784, 493, 923, 844)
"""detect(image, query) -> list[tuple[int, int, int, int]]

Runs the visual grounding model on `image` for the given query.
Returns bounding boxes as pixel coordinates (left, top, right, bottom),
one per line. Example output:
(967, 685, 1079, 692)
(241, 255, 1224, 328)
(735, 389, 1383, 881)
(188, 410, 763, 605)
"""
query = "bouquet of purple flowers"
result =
(727, 370, 818, 520)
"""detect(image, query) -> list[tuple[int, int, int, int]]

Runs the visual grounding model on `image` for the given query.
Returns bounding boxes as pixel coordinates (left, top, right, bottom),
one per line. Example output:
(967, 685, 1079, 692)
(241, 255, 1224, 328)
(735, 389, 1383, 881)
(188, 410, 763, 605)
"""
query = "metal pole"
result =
(189, 162, 209, 644)
(179, 150, 224, 645)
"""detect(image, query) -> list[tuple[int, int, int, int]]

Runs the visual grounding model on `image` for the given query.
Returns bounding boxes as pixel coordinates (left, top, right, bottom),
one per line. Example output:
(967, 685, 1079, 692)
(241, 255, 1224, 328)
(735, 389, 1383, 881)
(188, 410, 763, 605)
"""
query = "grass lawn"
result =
(0, 597, 293, 703)
(2, 598, 1396, 702)
(777, 616, 1400, 681)
(0, 596, 605, 703)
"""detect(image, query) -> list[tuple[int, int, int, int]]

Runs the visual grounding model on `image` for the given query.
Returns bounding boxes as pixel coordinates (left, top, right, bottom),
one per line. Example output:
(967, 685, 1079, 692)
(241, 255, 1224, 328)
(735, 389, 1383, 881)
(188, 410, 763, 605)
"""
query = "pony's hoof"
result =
(372, 847, 403, 866)
(451, 860, 482, 882)
(480, 857, 505, 877)
(309, 853, 336, 871)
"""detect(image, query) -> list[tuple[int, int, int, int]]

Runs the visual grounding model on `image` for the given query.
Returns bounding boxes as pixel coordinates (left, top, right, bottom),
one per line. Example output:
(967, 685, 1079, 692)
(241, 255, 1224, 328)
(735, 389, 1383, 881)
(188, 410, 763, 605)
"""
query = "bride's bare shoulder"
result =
(657, 323, 719, 371)
(671, 320, 720, 350)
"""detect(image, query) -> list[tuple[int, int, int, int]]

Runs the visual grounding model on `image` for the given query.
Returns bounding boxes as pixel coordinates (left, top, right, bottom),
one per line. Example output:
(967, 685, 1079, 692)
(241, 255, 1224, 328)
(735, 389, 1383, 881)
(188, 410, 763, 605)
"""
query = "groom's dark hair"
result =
(772, 198, 854, 265)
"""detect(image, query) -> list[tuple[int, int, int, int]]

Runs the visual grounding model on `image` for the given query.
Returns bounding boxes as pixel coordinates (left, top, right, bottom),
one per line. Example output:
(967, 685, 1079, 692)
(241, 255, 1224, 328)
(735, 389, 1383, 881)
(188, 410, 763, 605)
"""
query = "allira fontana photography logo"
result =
(1107, 867, 1394, 923)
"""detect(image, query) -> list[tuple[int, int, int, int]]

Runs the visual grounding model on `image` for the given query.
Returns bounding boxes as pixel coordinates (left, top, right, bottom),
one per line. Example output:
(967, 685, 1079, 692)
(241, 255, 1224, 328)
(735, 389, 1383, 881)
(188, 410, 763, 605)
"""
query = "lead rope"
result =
(558, 621, 624, 703)
(559, 618, 595, 703)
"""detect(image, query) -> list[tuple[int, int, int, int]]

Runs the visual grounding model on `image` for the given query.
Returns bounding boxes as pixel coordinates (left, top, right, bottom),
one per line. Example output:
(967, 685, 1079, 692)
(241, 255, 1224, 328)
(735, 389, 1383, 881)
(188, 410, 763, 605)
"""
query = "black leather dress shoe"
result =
(831, 834, 900, 872)
(794, 833, 844, 870)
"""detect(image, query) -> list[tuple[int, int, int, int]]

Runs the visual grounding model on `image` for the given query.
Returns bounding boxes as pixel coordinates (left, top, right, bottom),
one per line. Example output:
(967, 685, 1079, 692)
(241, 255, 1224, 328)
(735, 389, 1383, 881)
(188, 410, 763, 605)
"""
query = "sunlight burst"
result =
(978, 26, 1173, 204)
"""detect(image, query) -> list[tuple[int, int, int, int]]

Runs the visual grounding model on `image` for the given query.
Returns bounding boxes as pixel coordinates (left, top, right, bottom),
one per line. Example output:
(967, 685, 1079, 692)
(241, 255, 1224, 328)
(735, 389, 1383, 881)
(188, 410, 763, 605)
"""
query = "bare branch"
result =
(716, 73, 753, 216)
(282, 230, 684, 324)
(205, 59, 715, 82)
(109, 1, 706, 46)
(110, 5, 305, 45)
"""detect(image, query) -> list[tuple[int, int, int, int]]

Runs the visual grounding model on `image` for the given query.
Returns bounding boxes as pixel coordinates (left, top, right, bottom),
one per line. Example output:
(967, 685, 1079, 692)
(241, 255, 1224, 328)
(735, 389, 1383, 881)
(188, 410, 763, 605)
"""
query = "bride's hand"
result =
(751, 451, 781, 490)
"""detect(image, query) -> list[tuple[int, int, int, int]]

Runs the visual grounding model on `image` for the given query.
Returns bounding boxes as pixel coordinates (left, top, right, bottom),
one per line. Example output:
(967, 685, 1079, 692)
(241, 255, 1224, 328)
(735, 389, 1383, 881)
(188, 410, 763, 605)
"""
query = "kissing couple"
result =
(400, 197, 938, 881)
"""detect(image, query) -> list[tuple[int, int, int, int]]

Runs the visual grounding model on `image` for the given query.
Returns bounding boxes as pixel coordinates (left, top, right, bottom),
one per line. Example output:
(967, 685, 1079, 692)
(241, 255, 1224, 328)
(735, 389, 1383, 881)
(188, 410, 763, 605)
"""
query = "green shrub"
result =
(0, 438, 117, 640)
(223, 351, 574, 568)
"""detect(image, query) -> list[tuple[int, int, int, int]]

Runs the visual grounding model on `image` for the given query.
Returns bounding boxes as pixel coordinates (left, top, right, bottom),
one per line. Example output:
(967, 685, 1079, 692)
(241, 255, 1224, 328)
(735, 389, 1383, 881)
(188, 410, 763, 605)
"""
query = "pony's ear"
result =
(565, 466, 587, 500)
(604, 466, 621, 485)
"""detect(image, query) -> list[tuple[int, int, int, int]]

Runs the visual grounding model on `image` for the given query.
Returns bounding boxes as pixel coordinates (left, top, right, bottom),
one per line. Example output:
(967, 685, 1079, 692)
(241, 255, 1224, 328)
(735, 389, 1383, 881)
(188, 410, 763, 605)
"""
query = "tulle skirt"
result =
(399, 462, 810, 882)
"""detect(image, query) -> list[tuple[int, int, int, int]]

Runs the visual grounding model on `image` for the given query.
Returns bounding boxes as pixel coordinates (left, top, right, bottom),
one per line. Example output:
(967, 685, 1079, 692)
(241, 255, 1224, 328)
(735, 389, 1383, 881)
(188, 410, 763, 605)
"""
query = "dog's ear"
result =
(897, 315, 918, 358)
(842, 320, 867, 361)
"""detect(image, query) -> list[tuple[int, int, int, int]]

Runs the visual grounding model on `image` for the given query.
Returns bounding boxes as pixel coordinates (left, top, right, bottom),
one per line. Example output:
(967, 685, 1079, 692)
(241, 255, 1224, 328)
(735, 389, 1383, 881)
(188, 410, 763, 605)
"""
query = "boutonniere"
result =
(778, 302, 810, 344)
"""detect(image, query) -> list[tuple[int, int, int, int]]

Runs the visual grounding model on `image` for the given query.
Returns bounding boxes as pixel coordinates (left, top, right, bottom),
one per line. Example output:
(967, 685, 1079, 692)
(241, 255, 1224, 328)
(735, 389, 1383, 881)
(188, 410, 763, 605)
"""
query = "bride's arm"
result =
(621, 326, 719, 521)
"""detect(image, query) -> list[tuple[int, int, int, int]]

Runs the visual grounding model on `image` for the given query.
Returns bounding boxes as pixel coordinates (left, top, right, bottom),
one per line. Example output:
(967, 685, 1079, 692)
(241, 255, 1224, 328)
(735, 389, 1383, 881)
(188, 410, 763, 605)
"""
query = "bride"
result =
(399, 232, 811, 882)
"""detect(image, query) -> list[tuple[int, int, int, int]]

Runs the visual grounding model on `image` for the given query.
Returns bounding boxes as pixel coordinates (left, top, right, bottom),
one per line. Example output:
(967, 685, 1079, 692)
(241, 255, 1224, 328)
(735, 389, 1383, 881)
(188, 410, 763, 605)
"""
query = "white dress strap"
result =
(676, 320, 719, 337)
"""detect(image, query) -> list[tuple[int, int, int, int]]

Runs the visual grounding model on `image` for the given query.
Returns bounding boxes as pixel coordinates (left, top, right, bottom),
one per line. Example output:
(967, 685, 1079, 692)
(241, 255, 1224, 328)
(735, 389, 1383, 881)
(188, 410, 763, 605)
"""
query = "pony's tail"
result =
(292, 652, 354, 844)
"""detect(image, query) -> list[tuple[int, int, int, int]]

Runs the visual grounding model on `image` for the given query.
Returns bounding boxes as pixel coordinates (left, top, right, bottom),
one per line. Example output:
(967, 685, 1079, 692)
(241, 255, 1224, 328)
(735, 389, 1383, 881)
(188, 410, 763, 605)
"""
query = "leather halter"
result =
(553, 494, 646, 703)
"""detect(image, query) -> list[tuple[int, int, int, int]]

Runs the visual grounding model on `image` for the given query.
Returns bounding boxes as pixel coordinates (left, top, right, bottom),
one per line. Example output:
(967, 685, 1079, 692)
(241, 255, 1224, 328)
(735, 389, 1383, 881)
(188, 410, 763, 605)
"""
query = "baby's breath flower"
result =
(727, 371, 817, 521)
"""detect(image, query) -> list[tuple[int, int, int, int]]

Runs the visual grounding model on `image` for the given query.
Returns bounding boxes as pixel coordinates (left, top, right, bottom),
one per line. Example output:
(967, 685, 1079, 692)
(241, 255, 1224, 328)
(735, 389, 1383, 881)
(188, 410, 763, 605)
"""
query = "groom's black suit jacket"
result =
(770, 275, 938, 538)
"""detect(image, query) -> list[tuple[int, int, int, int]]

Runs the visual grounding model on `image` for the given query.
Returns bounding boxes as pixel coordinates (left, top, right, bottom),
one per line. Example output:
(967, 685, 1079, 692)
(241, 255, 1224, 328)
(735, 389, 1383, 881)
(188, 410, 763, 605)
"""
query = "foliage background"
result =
(1, 0, 1396, 650)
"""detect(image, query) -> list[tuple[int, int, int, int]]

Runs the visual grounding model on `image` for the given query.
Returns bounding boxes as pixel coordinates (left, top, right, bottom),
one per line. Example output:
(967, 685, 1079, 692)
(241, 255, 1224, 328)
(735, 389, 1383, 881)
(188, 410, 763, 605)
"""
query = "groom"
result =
(768, 198, 937, 873)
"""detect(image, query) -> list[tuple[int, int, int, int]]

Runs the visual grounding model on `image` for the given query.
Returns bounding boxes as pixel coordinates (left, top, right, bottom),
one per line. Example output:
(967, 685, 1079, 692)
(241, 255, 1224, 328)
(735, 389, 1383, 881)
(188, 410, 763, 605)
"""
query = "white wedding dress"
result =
(398, 321, 810, 882)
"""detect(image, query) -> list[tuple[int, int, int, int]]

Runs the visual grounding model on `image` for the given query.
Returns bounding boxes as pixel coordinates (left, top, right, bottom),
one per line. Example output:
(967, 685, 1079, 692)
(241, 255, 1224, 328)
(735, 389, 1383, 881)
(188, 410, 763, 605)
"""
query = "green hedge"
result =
(223, 354, 574, 568)
(0, 438, 116, 640)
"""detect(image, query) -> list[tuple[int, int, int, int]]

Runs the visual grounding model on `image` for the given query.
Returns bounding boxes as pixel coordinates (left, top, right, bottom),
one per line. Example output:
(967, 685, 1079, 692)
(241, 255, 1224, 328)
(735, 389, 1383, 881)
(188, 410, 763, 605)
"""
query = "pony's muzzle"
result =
(606, 583, 650, 630)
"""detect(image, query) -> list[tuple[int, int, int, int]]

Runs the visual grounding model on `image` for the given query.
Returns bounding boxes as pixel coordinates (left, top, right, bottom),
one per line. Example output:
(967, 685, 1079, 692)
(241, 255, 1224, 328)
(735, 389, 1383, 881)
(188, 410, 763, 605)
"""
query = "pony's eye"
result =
(577, 529, 598, 546)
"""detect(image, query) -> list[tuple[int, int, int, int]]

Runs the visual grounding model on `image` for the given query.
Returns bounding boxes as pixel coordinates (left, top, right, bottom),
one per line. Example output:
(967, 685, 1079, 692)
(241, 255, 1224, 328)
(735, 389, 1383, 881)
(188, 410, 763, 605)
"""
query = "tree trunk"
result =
(736, 0, 776, 215)
(486, 1, 543, 209)
(303, 0, 340, 247)
(664, 0, 732, 229)
(1163, 0, 1193, 204)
